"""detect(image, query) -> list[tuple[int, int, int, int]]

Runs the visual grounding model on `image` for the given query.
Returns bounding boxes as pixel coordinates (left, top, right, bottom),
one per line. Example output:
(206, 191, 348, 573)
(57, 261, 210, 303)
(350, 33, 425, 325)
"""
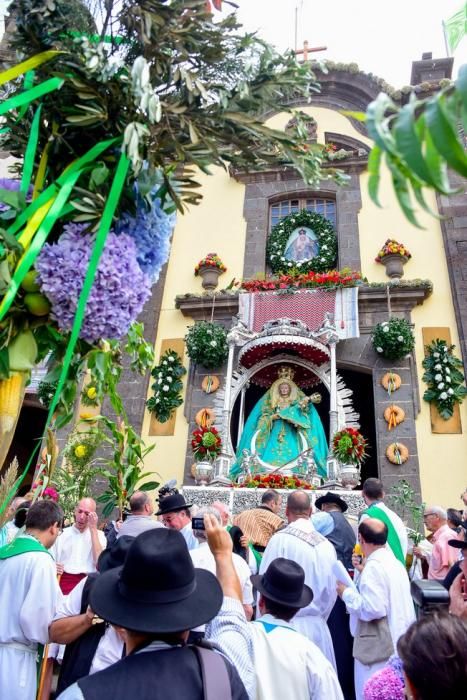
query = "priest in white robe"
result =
(337, 518, 415, 700)
(0, 501, 63, 700)
(204, 512, 343, 700)
(259, 491, 338, 667)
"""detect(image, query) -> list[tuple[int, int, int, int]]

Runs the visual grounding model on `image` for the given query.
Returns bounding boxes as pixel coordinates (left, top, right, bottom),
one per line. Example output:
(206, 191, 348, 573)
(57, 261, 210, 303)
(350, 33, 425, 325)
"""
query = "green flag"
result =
(444, 4, 467, 53)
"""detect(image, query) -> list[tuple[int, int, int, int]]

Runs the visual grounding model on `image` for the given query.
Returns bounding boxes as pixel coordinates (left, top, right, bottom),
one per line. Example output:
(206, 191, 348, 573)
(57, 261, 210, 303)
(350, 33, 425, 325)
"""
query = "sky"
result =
(234, 0, 467, 88)
(0, 1, 465, 87)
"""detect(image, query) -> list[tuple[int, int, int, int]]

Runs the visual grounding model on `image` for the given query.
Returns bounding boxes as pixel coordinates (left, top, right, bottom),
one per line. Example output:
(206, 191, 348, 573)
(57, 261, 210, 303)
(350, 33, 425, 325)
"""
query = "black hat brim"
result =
(448, 538, 467, 549)
(155, 502, 193, 516)
(90, 565, 222, 634)
(314, 492, 348, 513)
(251, 574, 313, 609)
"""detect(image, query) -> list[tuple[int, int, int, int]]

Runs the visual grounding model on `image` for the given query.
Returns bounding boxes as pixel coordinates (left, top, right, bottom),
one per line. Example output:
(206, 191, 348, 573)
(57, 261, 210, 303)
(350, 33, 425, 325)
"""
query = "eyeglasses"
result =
(423, 512, 436, 518)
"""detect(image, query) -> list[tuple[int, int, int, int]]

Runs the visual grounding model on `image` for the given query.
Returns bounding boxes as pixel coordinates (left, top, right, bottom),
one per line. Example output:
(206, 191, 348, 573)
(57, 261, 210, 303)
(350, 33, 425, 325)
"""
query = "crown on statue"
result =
(277, 366, 295, 380)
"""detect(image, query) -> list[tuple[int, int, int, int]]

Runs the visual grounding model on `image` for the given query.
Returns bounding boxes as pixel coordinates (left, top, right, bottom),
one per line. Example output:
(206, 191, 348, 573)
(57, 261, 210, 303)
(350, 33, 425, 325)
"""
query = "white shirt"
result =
(342, 546, 416, 644)
(51, 526, 107, 574)
(360, 502, 408, 557)
(190, 542, 253, 633)
(0, 540, 60, 700)
(53, 577, 123, 674)
(190, 542, 254, 606)
(207, 597, 343, 700)
(259, 518, 338, 667)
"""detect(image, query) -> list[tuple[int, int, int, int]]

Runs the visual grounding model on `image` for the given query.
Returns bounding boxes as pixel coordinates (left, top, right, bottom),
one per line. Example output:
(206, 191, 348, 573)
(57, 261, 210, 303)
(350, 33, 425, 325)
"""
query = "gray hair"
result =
(426, 505, 447, 520)
(193, 506, 221, 543)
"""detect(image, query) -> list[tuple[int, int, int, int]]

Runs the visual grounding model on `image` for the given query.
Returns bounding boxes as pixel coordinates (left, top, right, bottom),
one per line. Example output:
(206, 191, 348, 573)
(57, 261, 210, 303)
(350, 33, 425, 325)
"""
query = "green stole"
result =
(362, 505, 405, 566)
(0, 535, 51, 559)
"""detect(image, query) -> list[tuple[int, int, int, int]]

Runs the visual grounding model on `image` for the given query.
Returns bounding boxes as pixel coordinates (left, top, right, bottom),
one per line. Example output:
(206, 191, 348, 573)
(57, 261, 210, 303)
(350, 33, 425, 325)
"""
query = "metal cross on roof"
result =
(295, 40, 327, 61)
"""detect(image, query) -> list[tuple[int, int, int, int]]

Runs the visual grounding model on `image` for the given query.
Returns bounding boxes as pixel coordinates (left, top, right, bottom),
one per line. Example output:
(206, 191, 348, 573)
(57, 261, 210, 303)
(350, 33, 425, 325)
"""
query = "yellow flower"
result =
(87, 387, 97, 400)
(74, 444, 87, 458)
(79, 412, 94, 421)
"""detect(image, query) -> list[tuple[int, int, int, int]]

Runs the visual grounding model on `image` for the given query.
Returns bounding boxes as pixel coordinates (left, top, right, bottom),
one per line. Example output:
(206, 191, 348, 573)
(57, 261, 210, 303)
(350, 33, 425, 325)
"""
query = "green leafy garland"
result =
(372, 318, 415, 361)
(266, 209, 337, 274)
(146, 349, 186, 423)
(185, 321, 228, 369)
(422, 339, 467, 419)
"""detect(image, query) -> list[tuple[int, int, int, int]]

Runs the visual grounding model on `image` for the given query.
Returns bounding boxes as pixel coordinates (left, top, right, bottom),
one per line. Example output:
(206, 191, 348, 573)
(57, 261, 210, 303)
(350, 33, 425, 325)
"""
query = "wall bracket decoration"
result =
(195, 407, 216, 428)
(381, 371, 401, 395)
(202, 375, 220, 394)
(384, 404, 405, 430)
(386, 442, 409, 465)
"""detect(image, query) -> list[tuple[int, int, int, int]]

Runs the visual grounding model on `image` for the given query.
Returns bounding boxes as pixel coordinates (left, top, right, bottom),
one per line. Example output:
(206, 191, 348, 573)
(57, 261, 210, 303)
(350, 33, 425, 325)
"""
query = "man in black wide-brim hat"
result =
(156, 493, 199, 550)
(56, 529, 248, 700)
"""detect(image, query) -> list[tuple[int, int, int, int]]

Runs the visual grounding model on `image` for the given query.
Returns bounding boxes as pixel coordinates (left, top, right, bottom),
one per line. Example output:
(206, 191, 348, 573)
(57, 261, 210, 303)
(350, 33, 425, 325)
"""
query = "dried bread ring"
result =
(385, 442, 409, 465)
(384, 404, 405, 428)
(195, 407, 215, 428)
(381, 372, 401, 391)
(202, 375, 220, 394)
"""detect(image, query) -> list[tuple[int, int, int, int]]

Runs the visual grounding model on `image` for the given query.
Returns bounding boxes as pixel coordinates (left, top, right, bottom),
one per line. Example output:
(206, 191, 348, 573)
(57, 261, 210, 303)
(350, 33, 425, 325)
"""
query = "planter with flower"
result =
(240, 473, 314, 490)
(372, 318, 415, 361)
(185, 321, 228, 369)
(332, 427, 368, 489)
(146, 349, 186, 423)
(195, 253, 227, 290)
(422, 339, 467, 419)
(375, 239, 412, 279)
(191, 425, 222, 485)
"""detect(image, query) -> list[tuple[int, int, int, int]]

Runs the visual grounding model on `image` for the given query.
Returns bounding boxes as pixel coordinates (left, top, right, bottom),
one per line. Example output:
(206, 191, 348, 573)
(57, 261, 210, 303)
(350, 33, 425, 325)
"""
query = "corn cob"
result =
(0, 372, 26, 435)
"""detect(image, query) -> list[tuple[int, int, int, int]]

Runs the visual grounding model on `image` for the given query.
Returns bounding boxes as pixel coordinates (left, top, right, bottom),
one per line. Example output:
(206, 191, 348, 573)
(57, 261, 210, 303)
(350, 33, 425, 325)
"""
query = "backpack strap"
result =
(193, 645, 232, 700)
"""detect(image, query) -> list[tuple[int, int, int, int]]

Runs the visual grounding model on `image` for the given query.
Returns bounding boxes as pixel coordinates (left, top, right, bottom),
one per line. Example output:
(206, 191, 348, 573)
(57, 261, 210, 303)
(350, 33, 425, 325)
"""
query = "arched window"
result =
(270, 197, 336, 230)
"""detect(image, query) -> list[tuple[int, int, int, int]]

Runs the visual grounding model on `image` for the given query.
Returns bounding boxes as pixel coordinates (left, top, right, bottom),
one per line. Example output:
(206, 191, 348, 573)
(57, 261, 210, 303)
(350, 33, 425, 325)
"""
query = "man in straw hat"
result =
(205, 513, 343, 700)
(156, 492, 199, 550)
(56, 528, 248, 700)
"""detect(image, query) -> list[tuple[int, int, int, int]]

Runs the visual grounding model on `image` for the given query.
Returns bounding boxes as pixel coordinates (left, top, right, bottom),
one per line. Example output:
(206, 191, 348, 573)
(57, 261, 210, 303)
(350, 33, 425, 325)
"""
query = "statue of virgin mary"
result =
(230, 367, 328, 479)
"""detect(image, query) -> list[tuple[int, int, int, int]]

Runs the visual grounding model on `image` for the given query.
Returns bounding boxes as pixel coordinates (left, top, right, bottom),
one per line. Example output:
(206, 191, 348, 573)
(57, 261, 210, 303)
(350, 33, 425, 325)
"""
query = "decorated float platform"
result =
(182, 485, 364, 518)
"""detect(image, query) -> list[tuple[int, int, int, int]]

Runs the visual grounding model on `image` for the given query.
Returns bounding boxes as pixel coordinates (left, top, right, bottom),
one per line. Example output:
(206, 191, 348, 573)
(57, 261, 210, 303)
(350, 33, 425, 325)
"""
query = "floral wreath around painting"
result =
(266, 209, 337, 275)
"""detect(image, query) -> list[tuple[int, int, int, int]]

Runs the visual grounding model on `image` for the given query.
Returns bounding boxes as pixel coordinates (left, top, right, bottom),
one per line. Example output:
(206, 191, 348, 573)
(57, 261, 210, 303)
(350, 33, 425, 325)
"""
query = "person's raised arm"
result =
(205, 513, 242, 603)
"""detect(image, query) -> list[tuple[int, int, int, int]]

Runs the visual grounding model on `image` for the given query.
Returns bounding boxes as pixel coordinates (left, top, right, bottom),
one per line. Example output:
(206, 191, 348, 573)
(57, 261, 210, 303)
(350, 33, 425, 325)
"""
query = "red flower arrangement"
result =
(31, 482, 60, 502)
(375, 239, 411, 263)
(194, 253, 227, 275)
(241, 269, 362, 293)
(191, 425, 222, 462)
(238, 473, 314, 490)
(332, 427, 368, 466)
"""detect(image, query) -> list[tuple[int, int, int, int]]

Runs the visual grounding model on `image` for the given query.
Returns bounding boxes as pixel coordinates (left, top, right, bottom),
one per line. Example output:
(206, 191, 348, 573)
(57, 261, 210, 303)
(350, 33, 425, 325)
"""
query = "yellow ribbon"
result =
(0, 50, 63, 86)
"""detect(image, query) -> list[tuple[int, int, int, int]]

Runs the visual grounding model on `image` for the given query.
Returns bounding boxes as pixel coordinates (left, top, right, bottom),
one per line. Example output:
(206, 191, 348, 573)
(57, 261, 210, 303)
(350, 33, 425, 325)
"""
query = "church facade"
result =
(121, 54, 467, 507)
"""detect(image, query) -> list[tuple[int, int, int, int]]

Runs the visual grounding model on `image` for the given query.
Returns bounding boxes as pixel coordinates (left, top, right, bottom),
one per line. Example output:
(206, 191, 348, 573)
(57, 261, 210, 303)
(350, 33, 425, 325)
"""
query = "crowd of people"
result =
(0, 479, 466, 700)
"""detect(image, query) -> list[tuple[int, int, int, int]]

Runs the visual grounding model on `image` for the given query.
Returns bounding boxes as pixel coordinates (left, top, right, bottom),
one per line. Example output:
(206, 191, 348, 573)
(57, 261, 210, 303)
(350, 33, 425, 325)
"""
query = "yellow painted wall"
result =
(142, 169, 246, 485)
(144, 103, 467, 509)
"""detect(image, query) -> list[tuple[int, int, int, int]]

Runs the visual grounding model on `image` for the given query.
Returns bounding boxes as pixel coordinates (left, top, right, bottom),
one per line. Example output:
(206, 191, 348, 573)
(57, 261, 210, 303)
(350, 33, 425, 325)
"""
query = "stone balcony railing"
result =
(182, 485, 364, 518)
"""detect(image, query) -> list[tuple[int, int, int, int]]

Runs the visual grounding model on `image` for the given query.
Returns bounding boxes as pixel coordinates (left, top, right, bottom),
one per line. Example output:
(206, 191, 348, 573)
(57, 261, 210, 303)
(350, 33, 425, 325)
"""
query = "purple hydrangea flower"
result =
(0, 178, 21, 212)
(363, 655, 405, 700)
(115, 197, 176, 282)
(35, 223, 151, 343)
